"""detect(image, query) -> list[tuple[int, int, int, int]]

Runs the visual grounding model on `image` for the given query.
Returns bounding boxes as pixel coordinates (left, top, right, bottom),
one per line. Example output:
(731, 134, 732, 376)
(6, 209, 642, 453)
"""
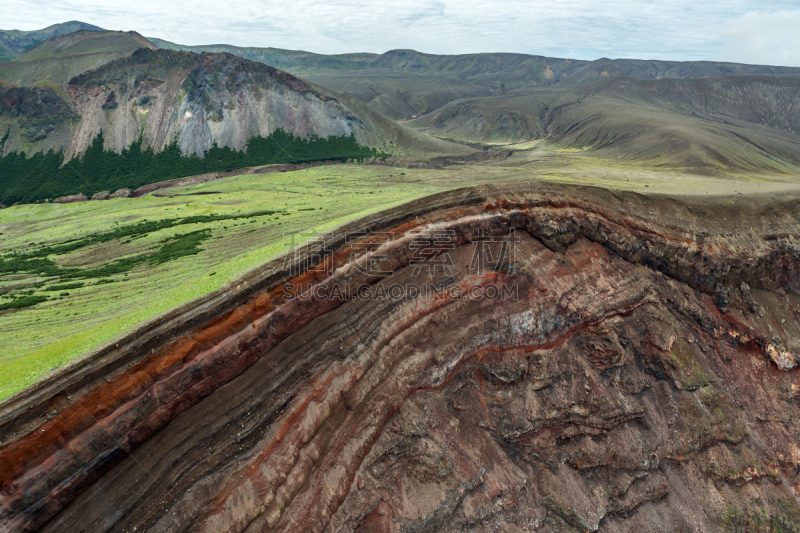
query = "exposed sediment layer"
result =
(2, 184, 800, 532)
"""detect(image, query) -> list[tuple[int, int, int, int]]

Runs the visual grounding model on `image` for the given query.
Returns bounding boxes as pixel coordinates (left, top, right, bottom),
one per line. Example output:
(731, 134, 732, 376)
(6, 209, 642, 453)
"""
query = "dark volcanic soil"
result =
(2, 184, 800, 532)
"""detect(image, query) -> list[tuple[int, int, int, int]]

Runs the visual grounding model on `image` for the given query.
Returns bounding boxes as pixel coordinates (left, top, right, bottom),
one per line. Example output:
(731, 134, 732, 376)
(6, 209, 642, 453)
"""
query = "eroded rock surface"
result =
(2, 184, 800, 532)
(65, 49, 370, 159)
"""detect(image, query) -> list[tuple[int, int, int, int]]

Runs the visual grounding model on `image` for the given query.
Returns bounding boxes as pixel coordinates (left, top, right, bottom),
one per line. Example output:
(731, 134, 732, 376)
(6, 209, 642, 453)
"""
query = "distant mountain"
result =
(0, 29, 161, 157)
(149, 39, 800, 120)
(2, 23, 800, 175)
(409, 75, 800, 173)
(0, 30, 156, 95)
(147, 37, 377, 72)
(0, 34, 469, 162)
(0, 21, 103, 62)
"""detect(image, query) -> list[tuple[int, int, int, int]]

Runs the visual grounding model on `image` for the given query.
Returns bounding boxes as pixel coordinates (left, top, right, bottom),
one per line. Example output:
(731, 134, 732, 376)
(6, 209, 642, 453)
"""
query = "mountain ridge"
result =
(408, 75, 800, 173)
(0, 21, 103, 62)
(0, 30, 157, 94)
(1, 23, 800, 183)
(0, 38, 473, 199)
(148, 36, 800, 120)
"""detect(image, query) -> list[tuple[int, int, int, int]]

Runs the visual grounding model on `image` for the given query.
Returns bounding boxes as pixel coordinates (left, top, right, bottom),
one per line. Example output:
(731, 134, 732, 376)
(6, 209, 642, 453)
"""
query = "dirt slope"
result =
(409, 76, 800, 173)
(2, 184, 800, 532)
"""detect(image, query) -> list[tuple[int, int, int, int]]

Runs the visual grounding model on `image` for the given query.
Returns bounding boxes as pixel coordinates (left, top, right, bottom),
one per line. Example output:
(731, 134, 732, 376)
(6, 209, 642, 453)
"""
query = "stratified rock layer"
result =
(2, 184, 800, 532)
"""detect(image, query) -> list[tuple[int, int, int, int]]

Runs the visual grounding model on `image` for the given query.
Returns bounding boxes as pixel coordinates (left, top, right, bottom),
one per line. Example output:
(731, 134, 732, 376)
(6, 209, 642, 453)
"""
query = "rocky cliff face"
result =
(63, 48, 375, 159)
(0, 31, 157, 157)
(1, 42, 472, 176)
(2, 184, 800, 532)
(0, 47, 385, 159)
(0, 85, 76, 152)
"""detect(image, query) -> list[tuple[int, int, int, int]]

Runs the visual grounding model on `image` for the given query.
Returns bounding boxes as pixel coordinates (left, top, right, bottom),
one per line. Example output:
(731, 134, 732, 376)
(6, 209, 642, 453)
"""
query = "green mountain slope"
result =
(0, 30, 156, 93)
(409, 76, 800, 174)
(0, 21, 103, 62)
(150, 38, 800, 121)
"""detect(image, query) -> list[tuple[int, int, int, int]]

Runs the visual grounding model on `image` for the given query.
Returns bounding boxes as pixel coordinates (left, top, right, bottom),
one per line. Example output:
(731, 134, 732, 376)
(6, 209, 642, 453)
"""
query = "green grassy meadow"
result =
(0, 165, 448, 399)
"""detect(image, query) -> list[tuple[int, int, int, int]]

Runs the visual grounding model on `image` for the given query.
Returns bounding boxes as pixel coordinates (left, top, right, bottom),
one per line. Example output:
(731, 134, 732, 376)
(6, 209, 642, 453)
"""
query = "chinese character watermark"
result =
(469, 228, 519, 275)
(280, 226, 521, 302)
(409, 229, 456, 277)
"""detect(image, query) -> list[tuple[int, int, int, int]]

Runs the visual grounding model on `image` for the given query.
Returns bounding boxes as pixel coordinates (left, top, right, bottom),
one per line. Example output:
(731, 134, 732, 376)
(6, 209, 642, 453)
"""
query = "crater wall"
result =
(2, 184, 800, 532)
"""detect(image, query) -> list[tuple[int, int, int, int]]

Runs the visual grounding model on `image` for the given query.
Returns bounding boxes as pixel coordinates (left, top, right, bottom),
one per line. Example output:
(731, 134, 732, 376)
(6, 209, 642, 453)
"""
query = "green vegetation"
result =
(46, 282, 84, 291)
(0, 294, 48, 311)
(0, 129, 387, 205)
(0, 210, 283, 283)
(0, 165, 449, 399)
(722, 500, 800, 532)
(0, 22, 103, 60)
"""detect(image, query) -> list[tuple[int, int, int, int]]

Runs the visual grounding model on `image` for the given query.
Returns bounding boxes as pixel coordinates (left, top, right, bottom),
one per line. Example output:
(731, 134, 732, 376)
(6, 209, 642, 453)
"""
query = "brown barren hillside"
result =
(2, 183, 800, 531)
(409, 76, 800, 174)
(149, 39, 800, 120)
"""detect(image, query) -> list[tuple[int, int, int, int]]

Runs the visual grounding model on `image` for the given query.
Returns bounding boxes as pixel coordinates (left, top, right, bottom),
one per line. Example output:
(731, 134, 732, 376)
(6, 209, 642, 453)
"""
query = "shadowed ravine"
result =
(2, 183, 800, 532)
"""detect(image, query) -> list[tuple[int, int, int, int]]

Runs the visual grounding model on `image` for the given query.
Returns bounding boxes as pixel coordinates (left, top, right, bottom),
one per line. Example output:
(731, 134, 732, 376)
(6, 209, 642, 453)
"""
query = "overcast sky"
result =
(4, 0, 800, 66)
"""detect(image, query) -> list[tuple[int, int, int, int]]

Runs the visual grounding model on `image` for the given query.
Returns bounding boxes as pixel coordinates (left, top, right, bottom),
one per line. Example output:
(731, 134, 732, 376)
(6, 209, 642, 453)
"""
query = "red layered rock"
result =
(1, 184, 800, 532)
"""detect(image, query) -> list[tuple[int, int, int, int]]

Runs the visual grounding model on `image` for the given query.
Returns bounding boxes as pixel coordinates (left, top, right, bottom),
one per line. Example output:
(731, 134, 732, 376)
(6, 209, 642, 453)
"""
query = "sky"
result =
(4, 0, 800, 66)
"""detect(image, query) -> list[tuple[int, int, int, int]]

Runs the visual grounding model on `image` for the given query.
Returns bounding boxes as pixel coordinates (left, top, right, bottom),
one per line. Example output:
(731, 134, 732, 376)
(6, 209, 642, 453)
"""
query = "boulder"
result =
(109, 188, 131, 199)
(53, 193, 88, 203)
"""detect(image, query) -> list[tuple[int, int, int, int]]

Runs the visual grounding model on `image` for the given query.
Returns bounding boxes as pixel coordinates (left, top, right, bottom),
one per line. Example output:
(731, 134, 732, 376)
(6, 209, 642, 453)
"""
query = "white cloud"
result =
(1, 0, 797, 66)
(717, 9, 800, 67)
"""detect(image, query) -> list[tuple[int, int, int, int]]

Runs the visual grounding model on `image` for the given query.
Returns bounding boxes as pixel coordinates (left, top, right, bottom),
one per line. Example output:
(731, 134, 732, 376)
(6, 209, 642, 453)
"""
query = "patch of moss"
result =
(722, 499, 800, 532)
